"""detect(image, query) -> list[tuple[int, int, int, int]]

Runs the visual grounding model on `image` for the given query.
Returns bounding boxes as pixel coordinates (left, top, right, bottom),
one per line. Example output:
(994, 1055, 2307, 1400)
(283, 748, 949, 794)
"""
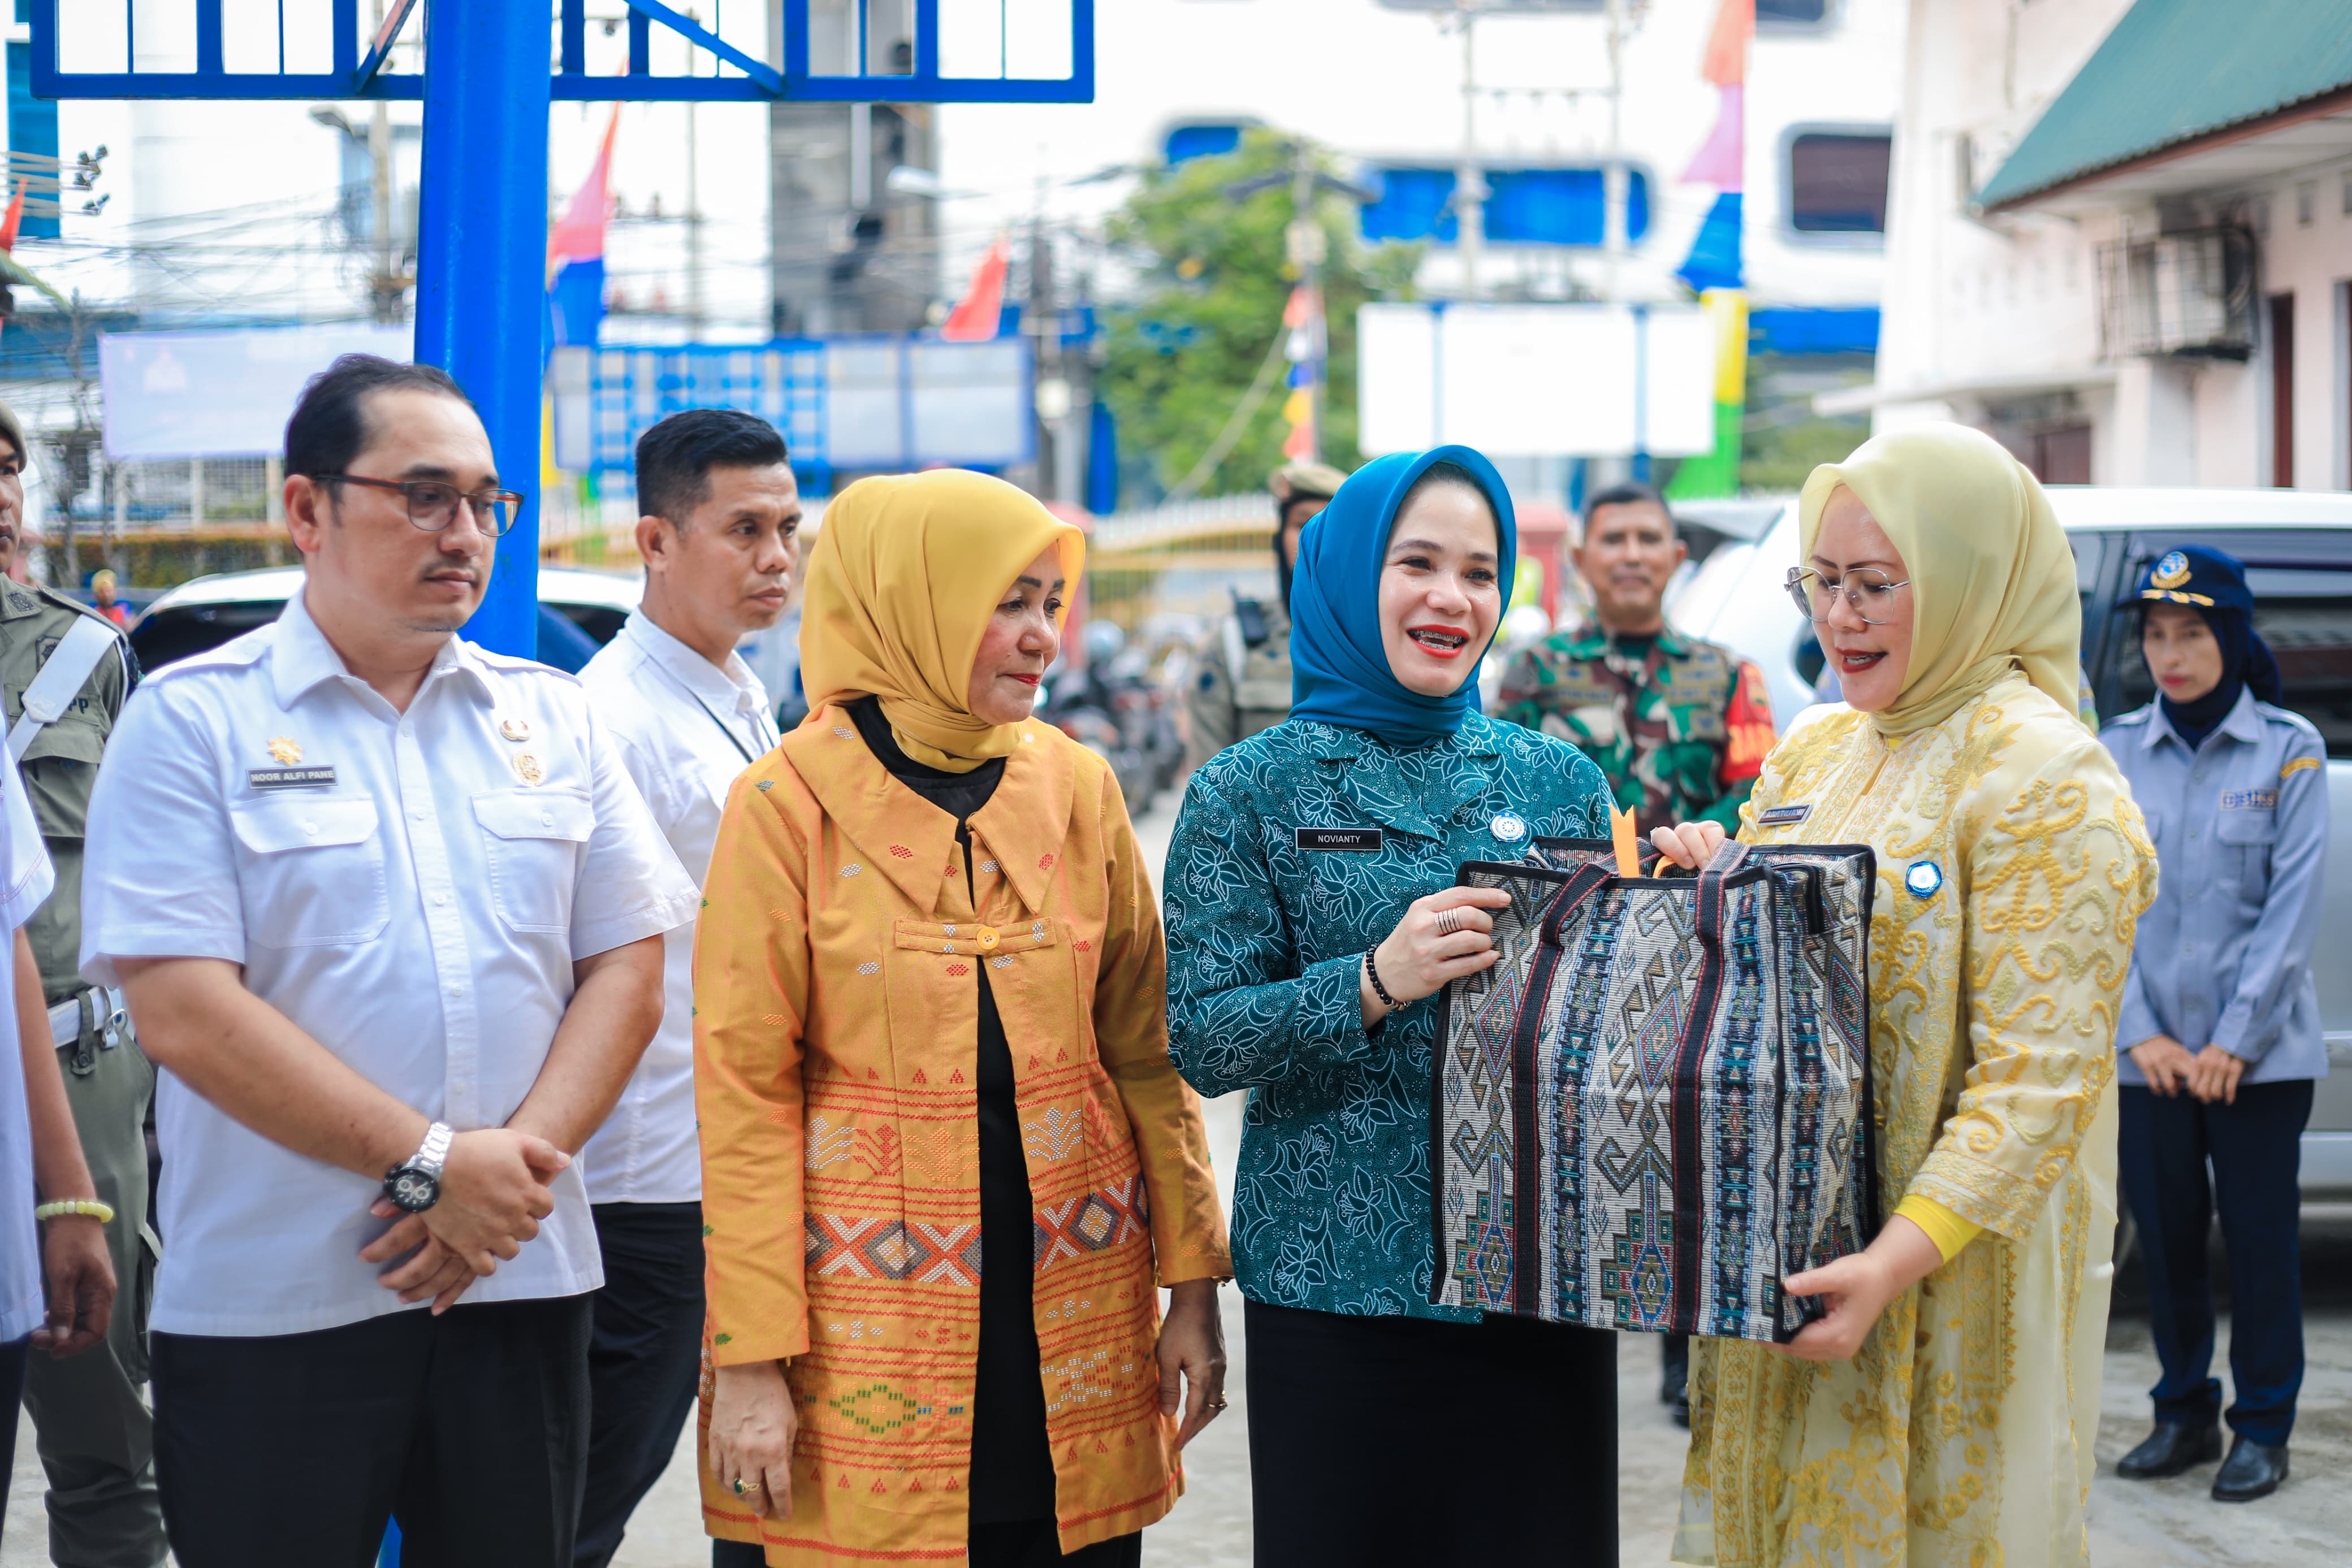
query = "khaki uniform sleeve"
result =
(1907, 739, 2158, 1241)
(1091, 768, 1231, 1286)
(1184, 628, 1240, 772)
(694, 766, 813, 1365)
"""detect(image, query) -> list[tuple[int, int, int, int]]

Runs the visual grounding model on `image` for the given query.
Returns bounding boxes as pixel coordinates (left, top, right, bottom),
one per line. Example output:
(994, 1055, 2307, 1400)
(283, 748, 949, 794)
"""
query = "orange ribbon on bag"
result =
(1610, 805, 1641, 878)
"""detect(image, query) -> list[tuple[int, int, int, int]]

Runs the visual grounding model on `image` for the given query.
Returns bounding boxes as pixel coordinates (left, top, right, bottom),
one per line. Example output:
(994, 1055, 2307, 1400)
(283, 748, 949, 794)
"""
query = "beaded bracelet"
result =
(1363, 948, 1400, 1010)
(34, 1199, 113, 1224)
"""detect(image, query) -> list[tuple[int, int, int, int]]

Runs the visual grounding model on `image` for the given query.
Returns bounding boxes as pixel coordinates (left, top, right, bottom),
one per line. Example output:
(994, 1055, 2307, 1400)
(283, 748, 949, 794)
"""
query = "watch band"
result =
(410, 1121, 454, 1180)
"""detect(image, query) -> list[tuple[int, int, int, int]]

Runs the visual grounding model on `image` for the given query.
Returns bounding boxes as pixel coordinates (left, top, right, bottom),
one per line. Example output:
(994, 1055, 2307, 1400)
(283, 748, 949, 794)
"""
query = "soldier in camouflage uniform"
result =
(1495, 481, 1776, 838)
(1494, 481, 1776, 1428)
(0, 401, 164, 1568)
(1184, 459, 1348, 769)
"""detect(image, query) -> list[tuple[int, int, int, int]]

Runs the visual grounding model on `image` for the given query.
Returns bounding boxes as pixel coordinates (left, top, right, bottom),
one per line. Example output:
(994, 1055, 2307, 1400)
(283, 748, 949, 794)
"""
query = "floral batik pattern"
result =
(1674, 675, 2156, 1568)
(1164, 712, 1611, 1322)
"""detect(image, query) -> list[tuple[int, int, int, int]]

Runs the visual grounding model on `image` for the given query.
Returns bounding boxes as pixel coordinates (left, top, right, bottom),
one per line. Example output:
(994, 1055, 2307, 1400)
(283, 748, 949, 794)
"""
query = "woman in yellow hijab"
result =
(1652, 423, 2156, 1565)
(693, 470, 1231, 1567)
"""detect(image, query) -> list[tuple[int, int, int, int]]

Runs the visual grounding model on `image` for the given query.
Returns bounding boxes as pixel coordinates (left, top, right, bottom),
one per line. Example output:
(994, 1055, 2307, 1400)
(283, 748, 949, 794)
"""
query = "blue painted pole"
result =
(413, 0, 551, 659)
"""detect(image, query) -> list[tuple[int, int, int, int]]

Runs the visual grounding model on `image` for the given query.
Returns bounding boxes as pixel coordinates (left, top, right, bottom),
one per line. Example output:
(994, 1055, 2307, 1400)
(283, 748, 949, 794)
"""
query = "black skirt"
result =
(1244, 1299, 1619, 1567)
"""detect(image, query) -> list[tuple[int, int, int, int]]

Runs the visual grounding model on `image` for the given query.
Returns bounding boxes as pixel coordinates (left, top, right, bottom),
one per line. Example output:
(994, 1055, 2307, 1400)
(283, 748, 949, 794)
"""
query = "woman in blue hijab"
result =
(1164, 448, 1618, 1565)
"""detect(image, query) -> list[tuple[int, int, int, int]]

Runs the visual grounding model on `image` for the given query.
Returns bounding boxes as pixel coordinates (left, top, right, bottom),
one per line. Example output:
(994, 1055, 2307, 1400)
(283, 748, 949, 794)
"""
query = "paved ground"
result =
(9, 783, 2349, 1565)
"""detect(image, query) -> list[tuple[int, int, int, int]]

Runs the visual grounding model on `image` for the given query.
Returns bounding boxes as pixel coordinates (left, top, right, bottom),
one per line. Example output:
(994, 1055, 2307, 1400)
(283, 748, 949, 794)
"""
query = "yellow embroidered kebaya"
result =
(1676, 679, 2154, 1565)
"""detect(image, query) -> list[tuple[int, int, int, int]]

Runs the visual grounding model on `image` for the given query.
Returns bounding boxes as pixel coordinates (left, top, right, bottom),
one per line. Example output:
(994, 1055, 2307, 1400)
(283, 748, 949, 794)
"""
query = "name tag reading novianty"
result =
(1295, 826, 1384, 852)
(247, 766, 337, 791)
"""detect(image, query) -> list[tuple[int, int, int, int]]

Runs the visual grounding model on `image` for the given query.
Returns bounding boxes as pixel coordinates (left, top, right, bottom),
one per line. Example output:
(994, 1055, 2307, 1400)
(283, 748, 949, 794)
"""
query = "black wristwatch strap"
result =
(1364, 948, 1400, 1009)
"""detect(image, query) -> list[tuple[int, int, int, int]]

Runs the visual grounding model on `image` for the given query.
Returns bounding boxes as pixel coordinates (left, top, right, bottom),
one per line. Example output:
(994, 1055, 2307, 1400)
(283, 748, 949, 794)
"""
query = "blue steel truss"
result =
(28, 1, 1095, 105)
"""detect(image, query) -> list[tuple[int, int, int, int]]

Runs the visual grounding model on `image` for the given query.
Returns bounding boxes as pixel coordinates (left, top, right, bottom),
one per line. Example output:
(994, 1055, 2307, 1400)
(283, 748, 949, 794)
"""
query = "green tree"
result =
(1099, 130, 1421, 503)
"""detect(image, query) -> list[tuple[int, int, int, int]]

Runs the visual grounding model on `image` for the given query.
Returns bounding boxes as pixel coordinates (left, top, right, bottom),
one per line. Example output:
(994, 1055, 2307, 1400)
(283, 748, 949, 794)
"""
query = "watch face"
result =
(388, 1169, 439, 1212)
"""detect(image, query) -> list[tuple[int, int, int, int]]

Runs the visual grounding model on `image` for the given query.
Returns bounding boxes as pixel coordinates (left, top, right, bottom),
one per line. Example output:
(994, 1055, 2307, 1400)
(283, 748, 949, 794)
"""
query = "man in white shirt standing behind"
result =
(80, 355, 695, 1567)
(573, 408, 798, 1567)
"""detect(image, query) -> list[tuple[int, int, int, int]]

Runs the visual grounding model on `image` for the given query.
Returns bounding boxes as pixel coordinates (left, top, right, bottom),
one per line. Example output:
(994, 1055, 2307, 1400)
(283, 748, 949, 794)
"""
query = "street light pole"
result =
(1455, 5, 1484, 302)
(413, 0, 552, 659)
(1603, 0, 1627, 302)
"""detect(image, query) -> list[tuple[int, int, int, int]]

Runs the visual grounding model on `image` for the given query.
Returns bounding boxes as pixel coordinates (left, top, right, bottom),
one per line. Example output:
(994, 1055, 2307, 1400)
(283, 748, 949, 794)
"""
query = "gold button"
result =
(975, 927, 1000, 951)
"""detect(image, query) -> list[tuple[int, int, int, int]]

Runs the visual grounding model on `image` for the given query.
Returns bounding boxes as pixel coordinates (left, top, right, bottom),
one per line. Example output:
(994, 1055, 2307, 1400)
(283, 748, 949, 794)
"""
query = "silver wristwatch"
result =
(383, 1121, 455, 1214)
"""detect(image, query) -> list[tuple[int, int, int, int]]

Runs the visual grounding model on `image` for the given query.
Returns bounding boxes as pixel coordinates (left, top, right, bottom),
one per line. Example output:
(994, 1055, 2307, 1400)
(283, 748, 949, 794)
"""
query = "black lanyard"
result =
(686, 688, 768, 765)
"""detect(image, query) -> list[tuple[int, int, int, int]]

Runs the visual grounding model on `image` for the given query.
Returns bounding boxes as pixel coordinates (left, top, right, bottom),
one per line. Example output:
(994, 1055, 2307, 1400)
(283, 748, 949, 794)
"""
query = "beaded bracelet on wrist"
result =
(1364, 948, 1400, 1009)
(34, 1199, 114, 1224)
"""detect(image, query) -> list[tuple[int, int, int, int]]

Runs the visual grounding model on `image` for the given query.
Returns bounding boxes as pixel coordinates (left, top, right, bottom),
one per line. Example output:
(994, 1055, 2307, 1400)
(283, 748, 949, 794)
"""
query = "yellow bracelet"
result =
(33, 1199, 114, 1224)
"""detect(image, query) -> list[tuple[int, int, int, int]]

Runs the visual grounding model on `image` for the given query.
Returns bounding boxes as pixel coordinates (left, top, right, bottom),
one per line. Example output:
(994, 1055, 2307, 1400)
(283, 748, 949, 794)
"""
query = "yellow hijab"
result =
(799, 470, 1084, 772)
(1798, 422, 2078, 738)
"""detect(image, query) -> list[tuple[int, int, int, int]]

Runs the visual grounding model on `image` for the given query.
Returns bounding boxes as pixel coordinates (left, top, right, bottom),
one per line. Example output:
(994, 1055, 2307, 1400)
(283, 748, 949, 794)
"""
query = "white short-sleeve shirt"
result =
(81, 590, 698, 1337)
(577, 609, 776, 1204)
(0, 748, 55, 1343)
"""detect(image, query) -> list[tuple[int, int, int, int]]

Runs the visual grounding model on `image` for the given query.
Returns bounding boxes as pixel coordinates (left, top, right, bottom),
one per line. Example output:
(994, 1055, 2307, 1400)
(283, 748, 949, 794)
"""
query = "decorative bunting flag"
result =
(547, 106, 620, 347)
(941, 238, 1009, 341)
(1669, 0, 1752, 500)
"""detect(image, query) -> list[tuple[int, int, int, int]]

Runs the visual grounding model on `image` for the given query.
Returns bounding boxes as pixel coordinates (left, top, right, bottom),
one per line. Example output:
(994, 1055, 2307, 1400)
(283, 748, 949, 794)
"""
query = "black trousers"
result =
(2119, 1078, 2312, 1446)
(577, 1202, 708, 1568)
(711, 1521, 1139, 1567)
(152, 1293, 593, 1568)
(1244, 1298, 1618, 1567)
(0, 1332, 29, 1545)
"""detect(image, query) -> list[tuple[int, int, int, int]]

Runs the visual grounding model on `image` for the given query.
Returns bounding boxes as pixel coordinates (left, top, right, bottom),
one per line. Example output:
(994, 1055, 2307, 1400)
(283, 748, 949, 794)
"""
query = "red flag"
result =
(941, 239, 1008, 342)
(547, 106, 620, 285)
(0, 187, 23, 253)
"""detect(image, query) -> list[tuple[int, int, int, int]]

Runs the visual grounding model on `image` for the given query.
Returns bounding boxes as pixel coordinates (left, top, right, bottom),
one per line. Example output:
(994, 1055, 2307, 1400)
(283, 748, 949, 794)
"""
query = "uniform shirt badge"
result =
(267, 737, 302, 765)
(499, 717, 531, 743)
(1757, 803, 1811, 826)
(512, 752, 546, 786)
(1904, 860, 1943, 899)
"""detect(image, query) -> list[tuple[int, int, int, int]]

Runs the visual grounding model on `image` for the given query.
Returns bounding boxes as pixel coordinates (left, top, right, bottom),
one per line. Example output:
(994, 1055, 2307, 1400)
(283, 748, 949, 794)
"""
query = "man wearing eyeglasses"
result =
(76, 354, 697, 1566)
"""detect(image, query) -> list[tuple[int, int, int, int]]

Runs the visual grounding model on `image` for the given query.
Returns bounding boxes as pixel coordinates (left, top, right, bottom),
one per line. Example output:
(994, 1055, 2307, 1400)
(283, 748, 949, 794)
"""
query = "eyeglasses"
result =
(1785, 566, 1910, 626)
(318, 474, 524, 538)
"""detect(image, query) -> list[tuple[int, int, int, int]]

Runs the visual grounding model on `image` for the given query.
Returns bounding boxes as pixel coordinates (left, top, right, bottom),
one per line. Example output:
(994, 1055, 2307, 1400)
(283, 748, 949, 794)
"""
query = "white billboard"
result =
(1357, 302, 1717, 458)
(101, 324, 415, 460)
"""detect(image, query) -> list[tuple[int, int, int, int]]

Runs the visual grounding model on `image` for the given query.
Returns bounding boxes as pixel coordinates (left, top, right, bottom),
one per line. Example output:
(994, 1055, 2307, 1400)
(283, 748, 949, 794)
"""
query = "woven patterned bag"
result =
(1429, 837, 1878, 1343)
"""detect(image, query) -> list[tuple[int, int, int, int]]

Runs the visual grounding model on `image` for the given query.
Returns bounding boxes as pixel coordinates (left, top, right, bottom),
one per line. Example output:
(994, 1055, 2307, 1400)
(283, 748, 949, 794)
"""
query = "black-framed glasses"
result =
(318, 473, 524, 538)
(1785, 565, 1910, 626)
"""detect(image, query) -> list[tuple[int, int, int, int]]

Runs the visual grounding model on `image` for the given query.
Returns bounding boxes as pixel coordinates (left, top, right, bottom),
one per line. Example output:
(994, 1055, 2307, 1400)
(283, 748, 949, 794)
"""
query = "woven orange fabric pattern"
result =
(693, 705, 1230, 1563)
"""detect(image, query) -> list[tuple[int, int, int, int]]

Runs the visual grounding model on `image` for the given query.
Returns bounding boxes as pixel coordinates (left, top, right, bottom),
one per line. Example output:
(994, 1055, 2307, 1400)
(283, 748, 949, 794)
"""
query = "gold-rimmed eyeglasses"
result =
(318, 473, 524, 538)
(1785, 566, 1910, 626)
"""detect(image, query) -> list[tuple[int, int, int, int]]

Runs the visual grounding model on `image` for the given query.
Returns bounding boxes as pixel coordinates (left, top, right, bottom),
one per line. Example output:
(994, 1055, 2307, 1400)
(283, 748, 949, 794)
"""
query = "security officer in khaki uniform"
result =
(1184, 459, 1347, 769)
(0, 401, 162, 1568)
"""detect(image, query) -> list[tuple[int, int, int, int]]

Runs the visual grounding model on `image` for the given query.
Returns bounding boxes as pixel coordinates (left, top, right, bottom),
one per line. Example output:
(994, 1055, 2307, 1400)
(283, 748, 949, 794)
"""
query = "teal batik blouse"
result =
(1164, 711, 1611, 1320)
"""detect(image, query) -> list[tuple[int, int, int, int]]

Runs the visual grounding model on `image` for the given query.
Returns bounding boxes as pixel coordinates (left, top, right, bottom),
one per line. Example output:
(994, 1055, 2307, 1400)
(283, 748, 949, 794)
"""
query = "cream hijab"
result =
(799, 470, 1084, 772)
(1798, 422, 2079, 738)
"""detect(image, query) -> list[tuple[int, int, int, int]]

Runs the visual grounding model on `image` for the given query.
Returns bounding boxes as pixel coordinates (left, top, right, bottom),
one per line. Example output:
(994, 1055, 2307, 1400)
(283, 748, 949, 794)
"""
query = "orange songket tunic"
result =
(694, 705, 1230, 1563)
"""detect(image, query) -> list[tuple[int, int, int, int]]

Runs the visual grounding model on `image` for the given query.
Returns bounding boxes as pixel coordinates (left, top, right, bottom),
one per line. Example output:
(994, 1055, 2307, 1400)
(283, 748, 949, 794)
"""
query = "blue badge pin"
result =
(1904, 860, 1943, 899)
(1490, 810, 1528, 843)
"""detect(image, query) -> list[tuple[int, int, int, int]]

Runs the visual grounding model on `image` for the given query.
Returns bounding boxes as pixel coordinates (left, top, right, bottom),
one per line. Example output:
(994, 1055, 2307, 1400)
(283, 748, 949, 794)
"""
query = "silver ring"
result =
(1434, 907, 1462, 937)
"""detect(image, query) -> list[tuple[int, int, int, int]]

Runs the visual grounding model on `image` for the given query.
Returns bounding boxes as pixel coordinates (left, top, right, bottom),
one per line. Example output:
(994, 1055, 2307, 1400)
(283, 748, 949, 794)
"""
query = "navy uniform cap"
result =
(2117, 544, 2254, 615)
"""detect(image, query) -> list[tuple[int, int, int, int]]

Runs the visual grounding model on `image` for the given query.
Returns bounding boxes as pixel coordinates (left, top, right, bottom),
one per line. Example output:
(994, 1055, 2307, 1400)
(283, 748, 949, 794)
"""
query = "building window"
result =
(2298, 181, 2317, 226)
(1164, 123, 1247, 166)
(1359, 165, 1650, 246)
(1787, 129, 1891, 234)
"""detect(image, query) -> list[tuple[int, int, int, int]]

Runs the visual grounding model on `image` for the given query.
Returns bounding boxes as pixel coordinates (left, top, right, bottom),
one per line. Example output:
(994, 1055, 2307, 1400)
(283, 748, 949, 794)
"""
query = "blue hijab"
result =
(1289, 445, 1517, 747)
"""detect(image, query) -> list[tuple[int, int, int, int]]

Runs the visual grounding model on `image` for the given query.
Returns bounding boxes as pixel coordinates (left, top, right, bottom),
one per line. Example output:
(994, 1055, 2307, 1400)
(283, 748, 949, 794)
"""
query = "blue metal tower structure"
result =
(27, 1, 1095, 655)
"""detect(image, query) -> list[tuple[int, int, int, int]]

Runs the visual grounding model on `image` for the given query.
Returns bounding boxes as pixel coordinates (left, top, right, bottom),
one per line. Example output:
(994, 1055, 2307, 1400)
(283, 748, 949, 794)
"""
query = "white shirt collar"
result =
(269, 587, 491, 714)
(620, 607, 766, 715)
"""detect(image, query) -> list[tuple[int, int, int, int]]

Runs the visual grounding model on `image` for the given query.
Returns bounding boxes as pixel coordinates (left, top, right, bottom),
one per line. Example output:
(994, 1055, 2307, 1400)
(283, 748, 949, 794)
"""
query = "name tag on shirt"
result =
(2220, 787, 2277, 811)
(1757, 804, 1811, 826)
(1295, 827, 1383, 852)
(247, 766, 338, 791)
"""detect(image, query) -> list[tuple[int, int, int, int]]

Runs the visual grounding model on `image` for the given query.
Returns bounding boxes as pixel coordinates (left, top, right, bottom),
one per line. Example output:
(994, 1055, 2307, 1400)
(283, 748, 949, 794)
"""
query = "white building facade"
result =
(1837, 0, 2352, 491)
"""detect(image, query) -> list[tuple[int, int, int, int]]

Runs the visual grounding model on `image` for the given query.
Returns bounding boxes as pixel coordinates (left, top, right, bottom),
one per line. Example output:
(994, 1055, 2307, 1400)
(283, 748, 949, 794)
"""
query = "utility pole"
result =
(686, 101, 705, 336)
(1602, 0, 1628, 303)
(369, 1, 402, 322)
(1029, 218, 1059, 500)
(1455, 3, 1485, 302)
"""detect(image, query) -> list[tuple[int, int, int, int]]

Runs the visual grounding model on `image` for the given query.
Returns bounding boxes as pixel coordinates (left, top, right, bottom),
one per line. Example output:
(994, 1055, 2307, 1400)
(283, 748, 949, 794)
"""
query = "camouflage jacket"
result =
(1494, 620, 1775, 836)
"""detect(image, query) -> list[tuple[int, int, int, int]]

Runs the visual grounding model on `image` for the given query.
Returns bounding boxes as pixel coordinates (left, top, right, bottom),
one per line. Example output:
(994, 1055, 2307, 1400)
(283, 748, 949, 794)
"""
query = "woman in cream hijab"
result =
(694, 470, 1230, 1567)
(1653, 423, 2156, 1565)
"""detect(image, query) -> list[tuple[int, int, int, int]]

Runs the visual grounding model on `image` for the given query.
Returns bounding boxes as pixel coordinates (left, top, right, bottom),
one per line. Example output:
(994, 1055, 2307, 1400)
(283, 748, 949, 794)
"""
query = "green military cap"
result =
(1268, 461, 1350, 505)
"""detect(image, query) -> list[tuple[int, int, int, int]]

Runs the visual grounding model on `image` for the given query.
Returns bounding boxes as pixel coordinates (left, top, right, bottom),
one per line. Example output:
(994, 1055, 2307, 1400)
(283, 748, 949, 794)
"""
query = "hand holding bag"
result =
(1430, 837, 1877, 1343)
